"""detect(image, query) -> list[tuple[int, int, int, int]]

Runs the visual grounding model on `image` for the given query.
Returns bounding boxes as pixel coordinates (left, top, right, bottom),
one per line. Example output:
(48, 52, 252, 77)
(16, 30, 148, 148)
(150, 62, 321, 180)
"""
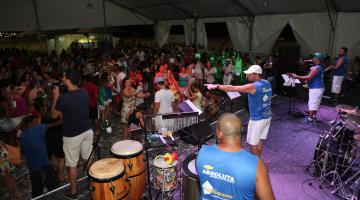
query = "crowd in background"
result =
(0, 41, 359, 198)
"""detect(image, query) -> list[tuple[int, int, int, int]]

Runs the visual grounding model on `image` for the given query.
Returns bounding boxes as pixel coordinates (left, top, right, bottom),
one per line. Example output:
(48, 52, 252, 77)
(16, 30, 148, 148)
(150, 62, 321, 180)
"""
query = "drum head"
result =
(111, 140, 143, 156)
(89, 158, 124, 180)
(153, 156, 177, 168)
(182, 154, 198, 180)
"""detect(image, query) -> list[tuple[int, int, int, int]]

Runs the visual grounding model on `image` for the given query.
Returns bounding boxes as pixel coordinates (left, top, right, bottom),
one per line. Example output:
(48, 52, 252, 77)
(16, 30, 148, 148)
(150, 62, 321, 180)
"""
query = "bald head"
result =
(217, 113, 242, 139)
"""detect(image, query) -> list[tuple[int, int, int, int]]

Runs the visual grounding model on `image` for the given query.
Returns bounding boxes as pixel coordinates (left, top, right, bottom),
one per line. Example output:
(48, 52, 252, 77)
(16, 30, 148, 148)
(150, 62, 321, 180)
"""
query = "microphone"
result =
(159, 135, 171, 150)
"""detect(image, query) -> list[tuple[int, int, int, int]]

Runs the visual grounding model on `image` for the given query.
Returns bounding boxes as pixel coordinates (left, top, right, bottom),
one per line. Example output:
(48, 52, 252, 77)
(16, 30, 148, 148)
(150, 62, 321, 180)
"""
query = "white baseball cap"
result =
(244, 65, 262, 75)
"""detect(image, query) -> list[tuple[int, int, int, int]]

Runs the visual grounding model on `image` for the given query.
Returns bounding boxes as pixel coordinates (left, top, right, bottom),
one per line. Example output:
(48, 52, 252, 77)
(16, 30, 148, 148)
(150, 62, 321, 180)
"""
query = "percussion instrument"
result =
(346, 114, 360, 134)
(336, 104, 355, 114)
(111, 140, 146, 200)
(313, 121, 354, 176)
(182, 154, 200, 200)
(153, 155, 178, 192)
(88, 158, 129, 200)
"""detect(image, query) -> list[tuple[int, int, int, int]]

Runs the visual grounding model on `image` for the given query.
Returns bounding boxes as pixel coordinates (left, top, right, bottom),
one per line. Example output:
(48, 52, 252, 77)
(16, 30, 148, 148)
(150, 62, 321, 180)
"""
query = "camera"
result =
(48, 81, 67, 94)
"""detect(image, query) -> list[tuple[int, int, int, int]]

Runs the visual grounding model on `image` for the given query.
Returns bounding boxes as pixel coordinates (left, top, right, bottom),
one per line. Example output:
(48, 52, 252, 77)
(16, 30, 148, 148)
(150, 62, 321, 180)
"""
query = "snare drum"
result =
(111, 140, 146, 200)
(182, 154, 200, 200)
(88, 158, 129, 200)
(153, 156, 178, 192)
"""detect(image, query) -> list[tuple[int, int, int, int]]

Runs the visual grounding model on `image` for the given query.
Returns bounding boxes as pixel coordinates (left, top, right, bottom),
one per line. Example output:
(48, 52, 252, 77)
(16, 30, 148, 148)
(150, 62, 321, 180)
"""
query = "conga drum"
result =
(182, 154, 200, 200)
(88, 158, 129, 200)
(111, 140, 146, 200)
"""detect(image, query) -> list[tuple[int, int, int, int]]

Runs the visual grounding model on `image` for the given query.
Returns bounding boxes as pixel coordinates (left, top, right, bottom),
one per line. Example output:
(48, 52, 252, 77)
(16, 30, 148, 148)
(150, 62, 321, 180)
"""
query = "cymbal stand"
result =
(319, 123, 348, 191)
(308, 122, 346, 187)
(332, 148, 360, 196)
(306, 122, 339, 173)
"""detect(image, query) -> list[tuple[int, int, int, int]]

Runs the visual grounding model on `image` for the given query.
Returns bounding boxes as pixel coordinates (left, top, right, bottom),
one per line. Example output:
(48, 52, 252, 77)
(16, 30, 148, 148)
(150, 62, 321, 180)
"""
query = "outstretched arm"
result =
(204, 83, 256, 94)
(288, 67, 318, 82)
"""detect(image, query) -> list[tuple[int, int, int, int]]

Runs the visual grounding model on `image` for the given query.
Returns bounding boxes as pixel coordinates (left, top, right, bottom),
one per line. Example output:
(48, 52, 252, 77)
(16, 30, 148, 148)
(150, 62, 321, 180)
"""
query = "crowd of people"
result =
(0, 42, 356, 199)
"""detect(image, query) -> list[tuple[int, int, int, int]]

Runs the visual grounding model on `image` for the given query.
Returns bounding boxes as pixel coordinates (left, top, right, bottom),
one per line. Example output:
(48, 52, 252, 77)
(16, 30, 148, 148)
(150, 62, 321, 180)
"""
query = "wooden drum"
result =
(88, 158, 129, 200)
(111, 140, 146, 200)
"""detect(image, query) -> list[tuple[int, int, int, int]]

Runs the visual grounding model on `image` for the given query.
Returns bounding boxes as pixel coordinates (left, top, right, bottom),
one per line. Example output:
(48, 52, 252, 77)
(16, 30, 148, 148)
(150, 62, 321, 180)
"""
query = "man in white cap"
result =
(205, 65, 272, 157)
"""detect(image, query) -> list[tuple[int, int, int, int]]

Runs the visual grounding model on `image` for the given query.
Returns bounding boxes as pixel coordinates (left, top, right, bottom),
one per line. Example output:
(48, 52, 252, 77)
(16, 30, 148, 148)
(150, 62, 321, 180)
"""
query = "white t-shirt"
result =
(223, 64, 234, 75)
(155, 89, 174, 114)
(194, 62, 204, 79)
(116, 72, 126, 93)
(204, 67, 215, 83)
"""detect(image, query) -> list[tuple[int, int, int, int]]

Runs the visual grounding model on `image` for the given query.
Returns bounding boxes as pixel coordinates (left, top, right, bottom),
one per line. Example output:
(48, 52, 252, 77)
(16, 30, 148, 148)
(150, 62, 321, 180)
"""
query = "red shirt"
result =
(83, 82, 98, 108)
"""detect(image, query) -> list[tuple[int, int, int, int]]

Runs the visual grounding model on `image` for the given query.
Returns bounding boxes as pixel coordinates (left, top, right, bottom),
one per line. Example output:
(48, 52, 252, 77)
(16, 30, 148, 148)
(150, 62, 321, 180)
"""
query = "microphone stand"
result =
(83, 119, 109, 172)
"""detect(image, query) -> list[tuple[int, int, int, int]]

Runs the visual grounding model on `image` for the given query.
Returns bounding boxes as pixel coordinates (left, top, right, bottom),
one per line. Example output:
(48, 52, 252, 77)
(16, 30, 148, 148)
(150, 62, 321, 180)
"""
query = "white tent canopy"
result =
(0, 0, 360, 56)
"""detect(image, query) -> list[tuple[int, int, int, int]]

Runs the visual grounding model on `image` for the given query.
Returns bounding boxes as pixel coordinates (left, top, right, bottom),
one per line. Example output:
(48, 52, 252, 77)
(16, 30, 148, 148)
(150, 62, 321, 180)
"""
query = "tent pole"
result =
(329, 12, 338, 58)
(102, 0, 108, 43)
(194, 17, 198, 46)
(325, 0, 337, 57)
(248, 16, 255, 52)
(32, 0, 42, 51)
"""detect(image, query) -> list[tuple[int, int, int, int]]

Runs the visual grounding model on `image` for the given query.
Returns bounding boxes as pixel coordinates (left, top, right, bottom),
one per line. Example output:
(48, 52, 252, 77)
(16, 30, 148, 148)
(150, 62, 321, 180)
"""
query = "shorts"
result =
(308, 88, 325, 111)
(89, 107, 98, 120)
(331, 76, 344, 94)
(247, 118, 271, 145)
(63, 129, 93, 167)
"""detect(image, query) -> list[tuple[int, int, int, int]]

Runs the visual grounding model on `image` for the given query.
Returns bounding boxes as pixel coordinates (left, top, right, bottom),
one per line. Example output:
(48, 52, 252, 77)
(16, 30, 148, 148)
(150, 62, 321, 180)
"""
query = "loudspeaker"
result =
(179, 122, 214, 145)
(276, 43, 300, 94)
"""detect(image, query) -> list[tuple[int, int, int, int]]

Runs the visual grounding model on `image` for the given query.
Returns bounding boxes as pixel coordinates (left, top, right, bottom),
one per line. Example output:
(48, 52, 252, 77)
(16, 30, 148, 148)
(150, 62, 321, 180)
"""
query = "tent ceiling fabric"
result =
(110, 0, 360, 20)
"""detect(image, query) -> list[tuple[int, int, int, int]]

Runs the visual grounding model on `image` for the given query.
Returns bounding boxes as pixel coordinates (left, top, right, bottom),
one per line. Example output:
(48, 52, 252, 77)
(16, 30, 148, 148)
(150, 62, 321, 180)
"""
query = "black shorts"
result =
(45, 129, 65, 158)
(89, 107, 98, 120)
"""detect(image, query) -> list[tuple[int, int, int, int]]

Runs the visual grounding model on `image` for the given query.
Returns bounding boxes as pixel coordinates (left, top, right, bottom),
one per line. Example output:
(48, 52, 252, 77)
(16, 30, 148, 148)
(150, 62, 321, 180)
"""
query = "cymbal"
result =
(346, 114, 360, 133)
(336, 104, 355, 113)
(348, 109, 360, 117)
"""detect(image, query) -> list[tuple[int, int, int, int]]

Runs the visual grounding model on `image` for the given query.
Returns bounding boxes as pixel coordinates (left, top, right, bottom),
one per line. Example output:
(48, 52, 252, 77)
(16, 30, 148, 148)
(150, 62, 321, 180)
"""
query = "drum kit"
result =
(86, 110, 211, 200)
(310, 104, 360, 199)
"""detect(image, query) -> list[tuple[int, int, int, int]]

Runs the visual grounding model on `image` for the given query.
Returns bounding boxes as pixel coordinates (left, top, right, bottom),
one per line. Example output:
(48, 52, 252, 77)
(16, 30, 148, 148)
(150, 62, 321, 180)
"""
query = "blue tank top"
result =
(308, 65, 324, 89)
(248, 80, 272, 120)
(334, 56, 348, 76)
(178, 75, 188, 87)
(196, 145, 258, 200)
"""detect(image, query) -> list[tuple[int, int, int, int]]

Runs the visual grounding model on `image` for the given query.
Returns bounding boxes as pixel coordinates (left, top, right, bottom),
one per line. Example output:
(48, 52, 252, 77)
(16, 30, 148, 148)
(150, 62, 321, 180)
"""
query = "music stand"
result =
(178, 100, 202, 115)
(227, 92, 241, 112)
(278, 74, 300, 119)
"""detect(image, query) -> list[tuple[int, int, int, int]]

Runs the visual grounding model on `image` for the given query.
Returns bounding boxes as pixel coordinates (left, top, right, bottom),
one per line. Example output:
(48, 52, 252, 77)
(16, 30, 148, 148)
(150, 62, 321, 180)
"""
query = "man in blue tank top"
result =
(205, 65, 272, 156)
(196, 113, 274, 200)
(288, 53, 325, 123)
(326, 47, 348, 103)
